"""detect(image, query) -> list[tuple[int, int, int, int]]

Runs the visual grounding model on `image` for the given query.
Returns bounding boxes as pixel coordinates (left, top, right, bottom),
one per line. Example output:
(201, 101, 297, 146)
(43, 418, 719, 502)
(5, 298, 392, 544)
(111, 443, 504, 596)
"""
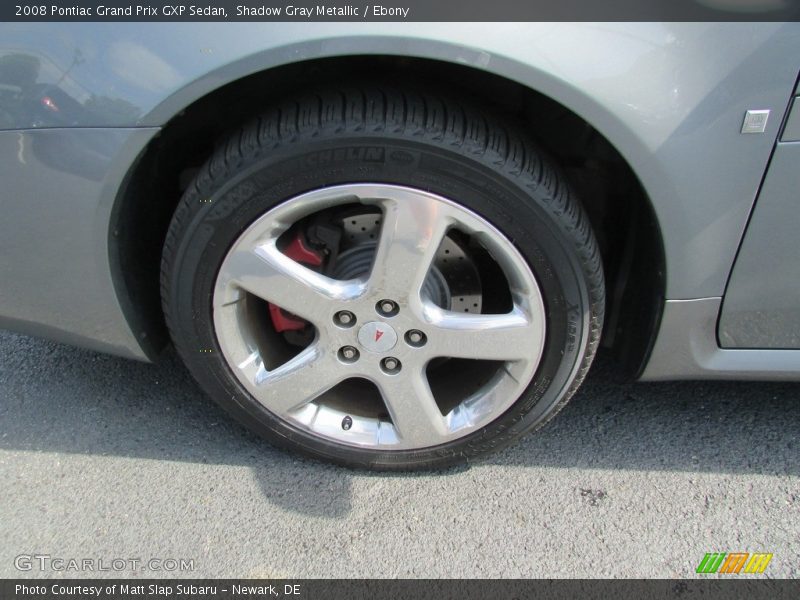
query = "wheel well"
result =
(111, 55, 665, 377)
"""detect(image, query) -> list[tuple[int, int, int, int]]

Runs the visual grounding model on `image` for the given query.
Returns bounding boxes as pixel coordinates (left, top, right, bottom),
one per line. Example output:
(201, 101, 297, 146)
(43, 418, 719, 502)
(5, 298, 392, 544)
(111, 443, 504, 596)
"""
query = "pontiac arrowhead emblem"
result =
(358, 321, 397, 352)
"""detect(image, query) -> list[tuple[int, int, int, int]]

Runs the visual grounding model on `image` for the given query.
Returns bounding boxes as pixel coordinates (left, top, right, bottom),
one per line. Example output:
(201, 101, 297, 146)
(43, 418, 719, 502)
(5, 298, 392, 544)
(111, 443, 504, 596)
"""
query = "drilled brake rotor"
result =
(337, 212, 482, 313)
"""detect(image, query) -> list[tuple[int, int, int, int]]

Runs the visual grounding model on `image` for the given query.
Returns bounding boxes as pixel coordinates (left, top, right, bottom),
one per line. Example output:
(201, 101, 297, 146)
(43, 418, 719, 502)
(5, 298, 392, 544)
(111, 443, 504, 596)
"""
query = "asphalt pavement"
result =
(1, 329, 798, 578)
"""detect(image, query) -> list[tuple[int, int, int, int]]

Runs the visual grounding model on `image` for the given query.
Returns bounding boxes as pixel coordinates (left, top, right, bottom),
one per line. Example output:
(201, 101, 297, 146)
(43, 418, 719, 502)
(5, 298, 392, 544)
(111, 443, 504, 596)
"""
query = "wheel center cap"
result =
(357, 321, 398, 353)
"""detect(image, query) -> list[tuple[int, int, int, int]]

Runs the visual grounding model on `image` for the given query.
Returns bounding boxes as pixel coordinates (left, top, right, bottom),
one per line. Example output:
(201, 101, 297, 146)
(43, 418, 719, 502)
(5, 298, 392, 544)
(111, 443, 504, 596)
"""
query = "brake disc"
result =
(335, 213, 482, 313)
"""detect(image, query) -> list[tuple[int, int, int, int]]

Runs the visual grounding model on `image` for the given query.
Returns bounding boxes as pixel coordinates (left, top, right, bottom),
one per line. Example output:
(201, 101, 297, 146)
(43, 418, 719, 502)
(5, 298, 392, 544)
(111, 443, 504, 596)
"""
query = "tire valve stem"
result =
(342, 416, 353, 431)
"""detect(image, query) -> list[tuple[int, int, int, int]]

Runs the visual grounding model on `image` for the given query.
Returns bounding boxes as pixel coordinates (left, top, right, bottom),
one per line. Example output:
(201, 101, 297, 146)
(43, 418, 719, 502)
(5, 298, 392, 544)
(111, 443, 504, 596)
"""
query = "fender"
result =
(134, 24, 799, 299)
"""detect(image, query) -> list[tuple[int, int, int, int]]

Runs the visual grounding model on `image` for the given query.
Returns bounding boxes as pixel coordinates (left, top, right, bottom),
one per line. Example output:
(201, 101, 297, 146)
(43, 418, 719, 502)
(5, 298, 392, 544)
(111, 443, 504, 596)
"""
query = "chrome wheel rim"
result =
(212, 184, 546, 450)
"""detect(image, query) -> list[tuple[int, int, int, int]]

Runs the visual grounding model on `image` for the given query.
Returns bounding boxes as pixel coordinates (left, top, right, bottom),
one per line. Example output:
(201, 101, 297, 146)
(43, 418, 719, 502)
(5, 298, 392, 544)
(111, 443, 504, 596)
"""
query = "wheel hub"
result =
(356, 321, 398, 353)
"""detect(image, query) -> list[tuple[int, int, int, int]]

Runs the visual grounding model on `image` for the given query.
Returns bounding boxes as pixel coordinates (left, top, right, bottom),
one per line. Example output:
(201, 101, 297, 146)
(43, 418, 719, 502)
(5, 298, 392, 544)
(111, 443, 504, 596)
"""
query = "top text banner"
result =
(4, 0, 800, 22)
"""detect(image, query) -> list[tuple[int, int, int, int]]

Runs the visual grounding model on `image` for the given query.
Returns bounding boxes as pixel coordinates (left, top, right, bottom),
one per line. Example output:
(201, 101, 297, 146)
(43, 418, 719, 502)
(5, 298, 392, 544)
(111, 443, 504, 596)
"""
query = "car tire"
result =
(161, 84, 604, 470)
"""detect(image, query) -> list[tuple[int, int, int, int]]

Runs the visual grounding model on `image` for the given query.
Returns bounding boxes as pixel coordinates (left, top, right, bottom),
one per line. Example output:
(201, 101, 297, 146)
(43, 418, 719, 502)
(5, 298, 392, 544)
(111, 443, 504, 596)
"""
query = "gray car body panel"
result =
(0, 127, 158, 360)
(781, 97, 800, 142)
(0, 23, 799, 375)
(719, 141, 800, 349)
(642, 298, 800, 381)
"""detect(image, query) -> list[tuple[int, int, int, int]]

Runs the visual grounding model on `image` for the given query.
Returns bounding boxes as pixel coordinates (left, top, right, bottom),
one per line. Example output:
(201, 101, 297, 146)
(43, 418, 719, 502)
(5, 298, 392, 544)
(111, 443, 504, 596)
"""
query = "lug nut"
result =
(405, 330, 427, 347)
(380, 357, 401, 374)
(339, 346, 360, 363)
(334, 311, 356, 328)
(376, 299, 399, 317)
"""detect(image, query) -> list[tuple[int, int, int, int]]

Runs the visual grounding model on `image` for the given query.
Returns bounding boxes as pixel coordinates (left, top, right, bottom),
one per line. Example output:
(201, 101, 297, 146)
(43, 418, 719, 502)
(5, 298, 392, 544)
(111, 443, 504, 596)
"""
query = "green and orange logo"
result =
(696, 552, 773, 574)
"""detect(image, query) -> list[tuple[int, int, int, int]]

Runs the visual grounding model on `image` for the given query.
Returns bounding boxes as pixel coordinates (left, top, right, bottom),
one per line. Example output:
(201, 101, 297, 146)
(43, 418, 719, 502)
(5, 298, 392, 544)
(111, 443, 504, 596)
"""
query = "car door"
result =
(719, 80, 800, 348)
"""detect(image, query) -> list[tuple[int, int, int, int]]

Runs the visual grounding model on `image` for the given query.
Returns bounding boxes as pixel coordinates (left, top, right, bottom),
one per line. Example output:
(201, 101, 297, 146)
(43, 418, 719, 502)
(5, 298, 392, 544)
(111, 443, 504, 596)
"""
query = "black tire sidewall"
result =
(166, 135, 592, 469)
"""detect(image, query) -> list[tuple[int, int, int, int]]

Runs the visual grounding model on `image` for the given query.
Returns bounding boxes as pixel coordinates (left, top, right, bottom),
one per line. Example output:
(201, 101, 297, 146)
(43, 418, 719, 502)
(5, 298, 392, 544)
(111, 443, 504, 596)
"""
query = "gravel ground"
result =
(0, 330, 797, 578)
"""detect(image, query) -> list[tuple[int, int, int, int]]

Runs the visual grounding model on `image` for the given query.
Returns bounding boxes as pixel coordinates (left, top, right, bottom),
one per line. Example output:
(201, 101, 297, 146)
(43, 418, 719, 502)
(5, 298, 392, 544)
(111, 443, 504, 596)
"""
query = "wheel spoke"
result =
(425, 305, 543, 361)
(369, 194, 451, 301)
(221, 242, 363, 322)
(250, 344, 342, 416)
(377, 368, 449, 447)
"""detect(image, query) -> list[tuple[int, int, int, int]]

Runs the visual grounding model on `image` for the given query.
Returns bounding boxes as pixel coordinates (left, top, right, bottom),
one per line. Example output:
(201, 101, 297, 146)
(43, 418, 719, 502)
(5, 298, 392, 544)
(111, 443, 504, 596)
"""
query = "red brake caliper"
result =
(268, 234, 323, 332)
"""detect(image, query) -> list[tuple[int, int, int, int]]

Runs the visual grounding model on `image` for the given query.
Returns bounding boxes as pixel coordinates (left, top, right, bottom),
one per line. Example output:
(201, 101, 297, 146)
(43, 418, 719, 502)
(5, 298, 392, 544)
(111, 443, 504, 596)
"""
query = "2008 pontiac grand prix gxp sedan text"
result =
(1, 22, 799, 469)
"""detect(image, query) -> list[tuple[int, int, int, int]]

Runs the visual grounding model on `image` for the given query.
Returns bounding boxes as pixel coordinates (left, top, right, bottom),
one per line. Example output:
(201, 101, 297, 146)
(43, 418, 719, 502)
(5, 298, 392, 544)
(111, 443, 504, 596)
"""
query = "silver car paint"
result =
(0, 23, 798, 374)
(642, 298, 800, 381)
(0, 127, 158, 359)
(719, 141, 800, 349)
(781, 98, 800, 141)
